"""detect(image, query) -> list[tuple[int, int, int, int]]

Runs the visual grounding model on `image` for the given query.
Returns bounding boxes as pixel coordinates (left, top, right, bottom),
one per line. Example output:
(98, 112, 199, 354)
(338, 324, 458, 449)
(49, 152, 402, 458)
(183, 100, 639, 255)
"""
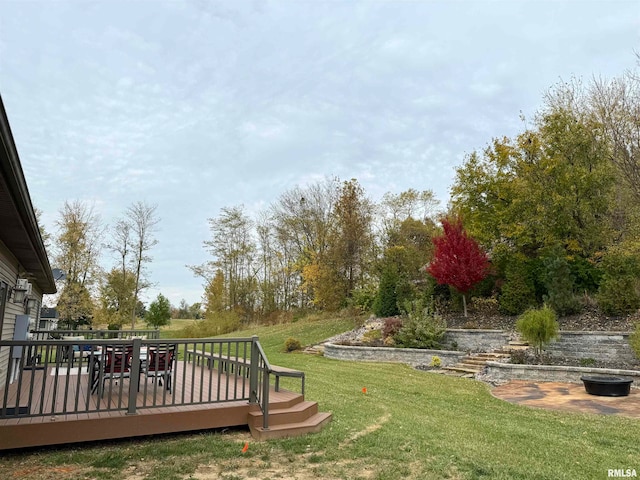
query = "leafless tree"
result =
(589, 70, 640, 202)
(127, 201, 159, 328)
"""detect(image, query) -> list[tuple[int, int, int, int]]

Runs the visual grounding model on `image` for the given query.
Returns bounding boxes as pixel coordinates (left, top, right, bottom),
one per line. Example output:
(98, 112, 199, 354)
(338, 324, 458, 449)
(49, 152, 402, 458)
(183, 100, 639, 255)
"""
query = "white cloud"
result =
(1, 0, 637, 304)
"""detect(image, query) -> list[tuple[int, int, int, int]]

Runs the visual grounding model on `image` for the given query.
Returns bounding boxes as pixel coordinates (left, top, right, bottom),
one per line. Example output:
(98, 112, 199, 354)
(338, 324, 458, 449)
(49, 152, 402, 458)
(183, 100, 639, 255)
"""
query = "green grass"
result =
(1, 315, 638, 479)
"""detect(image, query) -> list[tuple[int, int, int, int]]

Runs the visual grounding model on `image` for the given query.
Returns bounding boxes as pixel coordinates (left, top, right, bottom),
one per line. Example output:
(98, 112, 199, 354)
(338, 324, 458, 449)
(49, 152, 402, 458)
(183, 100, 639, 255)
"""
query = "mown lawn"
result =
(1, 315, 638, 480)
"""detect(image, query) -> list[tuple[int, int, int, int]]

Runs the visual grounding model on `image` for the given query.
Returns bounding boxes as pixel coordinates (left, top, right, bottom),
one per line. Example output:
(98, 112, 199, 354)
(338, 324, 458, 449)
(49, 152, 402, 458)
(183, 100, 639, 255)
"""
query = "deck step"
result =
(248, 400, 319, 428)
(249, 412, 332, 440)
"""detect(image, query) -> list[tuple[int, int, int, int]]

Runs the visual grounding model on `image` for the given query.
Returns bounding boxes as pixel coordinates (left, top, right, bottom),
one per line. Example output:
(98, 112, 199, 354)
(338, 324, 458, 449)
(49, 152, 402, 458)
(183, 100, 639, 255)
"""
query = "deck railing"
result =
(30, 329, 161, 340)
(0, 336, 274, 423)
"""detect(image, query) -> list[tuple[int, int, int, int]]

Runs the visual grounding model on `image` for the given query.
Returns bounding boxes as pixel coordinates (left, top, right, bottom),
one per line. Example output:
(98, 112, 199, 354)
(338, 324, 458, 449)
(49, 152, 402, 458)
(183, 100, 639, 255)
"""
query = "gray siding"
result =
(0, 240, 43, 387)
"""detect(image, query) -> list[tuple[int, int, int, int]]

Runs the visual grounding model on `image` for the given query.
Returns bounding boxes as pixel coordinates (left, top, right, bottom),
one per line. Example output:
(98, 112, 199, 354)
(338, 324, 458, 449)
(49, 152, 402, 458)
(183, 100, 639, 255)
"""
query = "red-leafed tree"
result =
(427, 217, 489, 317)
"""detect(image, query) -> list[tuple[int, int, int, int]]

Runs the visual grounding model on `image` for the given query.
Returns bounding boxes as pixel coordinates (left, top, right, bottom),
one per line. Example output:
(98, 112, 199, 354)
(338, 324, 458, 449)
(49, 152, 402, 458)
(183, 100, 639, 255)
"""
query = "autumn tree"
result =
(191, 206, 257, 321)
(271, 178, 337, 307)
(54, 201, 104, 323)
(54, 200, 103, 288)
(427, 218, 489, 317)
(57, 280, 94, 328)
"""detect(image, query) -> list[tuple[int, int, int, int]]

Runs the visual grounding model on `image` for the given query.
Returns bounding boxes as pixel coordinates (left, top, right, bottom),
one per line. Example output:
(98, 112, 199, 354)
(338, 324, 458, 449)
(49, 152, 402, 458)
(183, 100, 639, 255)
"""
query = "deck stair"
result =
(248, 395, 332, 440)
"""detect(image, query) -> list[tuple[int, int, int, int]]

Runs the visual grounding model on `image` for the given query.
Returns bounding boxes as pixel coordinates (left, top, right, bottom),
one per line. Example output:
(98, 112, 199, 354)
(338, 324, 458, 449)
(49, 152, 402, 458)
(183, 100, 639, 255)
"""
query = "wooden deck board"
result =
(0, 360, 301, 450)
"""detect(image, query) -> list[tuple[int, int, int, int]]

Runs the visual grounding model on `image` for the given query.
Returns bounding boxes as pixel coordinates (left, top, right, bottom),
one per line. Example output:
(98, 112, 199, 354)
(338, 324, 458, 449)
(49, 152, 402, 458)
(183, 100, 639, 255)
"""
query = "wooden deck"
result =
(0, 361, 302, 450)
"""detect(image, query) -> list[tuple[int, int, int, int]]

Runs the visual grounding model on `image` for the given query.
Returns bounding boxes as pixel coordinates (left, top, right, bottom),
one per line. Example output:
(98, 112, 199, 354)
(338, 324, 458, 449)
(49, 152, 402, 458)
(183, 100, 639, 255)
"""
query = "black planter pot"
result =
(580, 375, 633, 397)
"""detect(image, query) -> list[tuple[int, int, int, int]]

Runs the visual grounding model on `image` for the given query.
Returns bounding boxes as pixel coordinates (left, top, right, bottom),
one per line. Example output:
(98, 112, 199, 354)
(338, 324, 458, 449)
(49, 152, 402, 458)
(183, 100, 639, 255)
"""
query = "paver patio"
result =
(492, 380, 640, 418)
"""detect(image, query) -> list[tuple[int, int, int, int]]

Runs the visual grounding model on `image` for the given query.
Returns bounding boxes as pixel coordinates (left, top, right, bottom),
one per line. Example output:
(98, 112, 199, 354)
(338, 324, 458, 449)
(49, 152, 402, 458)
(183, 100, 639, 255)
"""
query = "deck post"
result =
(127, 338, 141, 415)
(249, 336, 258, 404)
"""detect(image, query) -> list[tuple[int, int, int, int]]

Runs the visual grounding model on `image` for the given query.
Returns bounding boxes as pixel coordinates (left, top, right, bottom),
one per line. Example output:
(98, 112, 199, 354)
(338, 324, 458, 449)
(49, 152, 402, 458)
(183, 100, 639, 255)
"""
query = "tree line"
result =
(193, 63, 640, 331)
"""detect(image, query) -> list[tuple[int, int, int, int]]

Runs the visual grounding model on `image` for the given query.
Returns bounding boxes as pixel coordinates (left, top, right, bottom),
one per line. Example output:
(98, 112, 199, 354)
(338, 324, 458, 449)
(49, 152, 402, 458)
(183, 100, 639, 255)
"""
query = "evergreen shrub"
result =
(499, 257, 537, 315)
(516, 305, 559, 357)
(373, 267, 400, 317)
(542, 253, 580, 316)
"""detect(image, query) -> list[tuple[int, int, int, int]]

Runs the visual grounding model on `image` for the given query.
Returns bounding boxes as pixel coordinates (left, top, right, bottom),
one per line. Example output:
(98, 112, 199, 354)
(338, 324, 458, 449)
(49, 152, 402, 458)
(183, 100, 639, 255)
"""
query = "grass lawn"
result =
(1, 315, 638, 479)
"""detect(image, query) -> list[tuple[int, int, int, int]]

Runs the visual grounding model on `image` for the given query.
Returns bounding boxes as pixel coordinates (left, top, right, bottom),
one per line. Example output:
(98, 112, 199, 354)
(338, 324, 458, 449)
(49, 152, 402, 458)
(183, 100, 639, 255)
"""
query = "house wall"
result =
(0, 240, 43, 388)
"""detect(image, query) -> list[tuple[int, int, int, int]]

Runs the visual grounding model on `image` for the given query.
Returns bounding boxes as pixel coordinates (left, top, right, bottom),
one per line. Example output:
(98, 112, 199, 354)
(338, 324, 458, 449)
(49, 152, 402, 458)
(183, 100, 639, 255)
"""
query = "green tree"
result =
(146, 293, 171, 329)
(203, 270, 226, 317)
(96, 268, 137, 329)
(373, 264, 400, 317)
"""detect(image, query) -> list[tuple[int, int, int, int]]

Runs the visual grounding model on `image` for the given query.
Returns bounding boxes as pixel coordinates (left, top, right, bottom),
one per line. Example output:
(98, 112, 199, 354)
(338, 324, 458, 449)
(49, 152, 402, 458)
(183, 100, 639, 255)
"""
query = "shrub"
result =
(509, 349, 528, 364)
(394, 298, 446, 349)
(181, 310, 241, 338)
(362, 329, 382, 346)
(469, 296, 500, 316)
(382, 317, 403, 339)
(349, 284, 378, 314)
(430, 356, 442, 367)
(499, 256, 537, 315)
(284, 337, 302, 352)
(542, 253, 580, 316)
(383, 336, 395, 346)
(630, 322, 640, 361)
(516, 305, 559, 357)
(569, 256, 602, 293)
(579, 358, 596, 367)
(596, 251, 640, 316)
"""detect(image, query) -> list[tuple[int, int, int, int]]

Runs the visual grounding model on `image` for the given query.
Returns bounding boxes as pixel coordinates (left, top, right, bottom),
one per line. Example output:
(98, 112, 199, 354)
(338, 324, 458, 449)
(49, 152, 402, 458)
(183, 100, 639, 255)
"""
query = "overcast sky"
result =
(1, 0, 638, 307)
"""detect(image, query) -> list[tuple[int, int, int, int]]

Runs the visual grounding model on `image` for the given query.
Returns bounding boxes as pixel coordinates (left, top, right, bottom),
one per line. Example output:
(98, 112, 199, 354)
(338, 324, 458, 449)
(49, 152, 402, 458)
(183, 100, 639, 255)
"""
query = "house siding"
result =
(0, 239, 44, 388)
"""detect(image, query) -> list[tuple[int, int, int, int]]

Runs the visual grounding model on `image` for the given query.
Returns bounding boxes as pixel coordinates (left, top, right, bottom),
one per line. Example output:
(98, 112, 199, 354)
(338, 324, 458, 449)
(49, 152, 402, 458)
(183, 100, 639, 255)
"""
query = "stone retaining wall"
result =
(545, 331, 636, 364)
(444, 329, 510, 352)
(484, 361, 640, 386)
(324, 343, 465, 367)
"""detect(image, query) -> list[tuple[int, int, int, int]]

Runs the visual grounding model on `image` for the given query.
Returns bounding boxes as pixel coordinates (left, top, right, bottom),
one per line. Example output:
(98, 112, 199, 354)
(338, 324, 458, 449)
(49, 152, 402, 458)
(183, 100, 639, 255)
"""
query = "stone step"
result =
(302, 345, 325, 355)
(477, 352, 511, 359)
(443, 365, 482, 374)
(461, 358, 489, 366)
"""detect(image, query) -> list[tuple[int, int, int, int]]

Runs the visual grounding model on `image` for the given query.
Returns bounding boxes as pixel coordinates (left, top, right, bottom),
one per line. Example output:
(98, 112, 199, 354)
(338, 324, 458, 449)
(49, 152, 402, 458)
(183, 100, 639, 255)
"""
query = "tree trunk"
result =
(462, 294, 468, 318)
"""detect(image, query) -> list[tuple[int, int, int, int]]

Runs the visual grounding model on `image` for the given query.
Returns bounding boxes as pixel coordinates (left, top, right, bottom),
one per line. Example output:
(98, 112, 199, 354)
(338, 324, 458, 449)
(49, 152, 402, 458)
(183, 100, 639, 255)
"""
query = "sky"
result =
(0, 0, 638, 307)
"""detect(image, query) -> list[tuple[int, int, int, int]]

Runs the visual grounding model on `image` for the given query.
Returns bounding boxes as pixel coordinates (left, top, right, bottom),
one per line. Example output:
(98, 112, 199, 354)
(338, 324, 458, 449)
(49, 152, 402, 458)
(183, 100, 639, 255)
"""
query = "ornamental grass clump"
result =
(516, 305, 559, 358)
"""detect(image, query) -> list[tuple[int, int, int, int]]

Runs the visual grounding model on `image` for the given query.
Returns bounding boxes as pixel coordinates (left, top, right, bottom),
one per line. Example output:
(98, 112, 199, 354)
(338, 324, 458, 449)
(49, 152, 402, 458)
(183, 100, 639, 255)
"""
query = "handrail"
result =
(249, 336, 271, 430)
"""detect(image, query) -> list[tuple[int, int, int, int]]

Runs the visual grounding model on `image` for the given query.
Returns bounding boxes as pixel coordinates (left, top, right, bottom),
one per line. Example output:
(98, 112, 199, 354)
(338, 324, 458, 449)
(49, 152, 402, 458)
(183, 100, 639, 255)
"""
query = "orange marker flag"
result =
(242, 442, 249, 453)
(362, 387, 367, 394)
